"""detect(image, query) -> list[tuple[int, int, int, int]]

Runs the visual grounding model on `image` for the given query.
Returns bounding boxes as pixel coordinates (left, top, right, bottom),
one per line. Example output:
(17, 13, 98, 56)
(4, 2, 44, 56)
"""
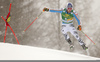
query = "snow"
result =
(0, 6, 3, 8)
(0, 43, 100, 60)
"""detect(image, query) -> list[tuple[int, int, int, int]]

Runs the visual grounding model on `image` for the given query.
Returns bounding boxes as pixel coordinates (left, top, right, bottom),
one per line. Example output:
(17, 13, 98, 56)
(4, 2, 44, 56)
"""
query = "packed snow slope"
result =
(0, 43, 100, 60)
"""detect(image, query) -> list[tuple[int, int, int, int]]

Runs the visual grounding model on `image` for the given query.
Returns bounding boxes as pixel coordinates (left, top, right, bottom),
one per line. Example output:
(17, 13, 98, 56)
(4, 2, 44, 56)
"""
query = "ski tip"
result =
(1, 16, 2, 17)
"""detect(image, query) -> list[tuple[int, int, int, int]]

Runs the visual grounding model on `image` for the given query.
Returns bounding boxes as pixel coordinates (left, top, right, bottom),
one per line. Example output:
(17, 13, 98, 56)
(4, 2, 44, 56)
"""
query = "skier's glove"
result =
(43, 8, 49, 12)
(77, 25, 82, 31)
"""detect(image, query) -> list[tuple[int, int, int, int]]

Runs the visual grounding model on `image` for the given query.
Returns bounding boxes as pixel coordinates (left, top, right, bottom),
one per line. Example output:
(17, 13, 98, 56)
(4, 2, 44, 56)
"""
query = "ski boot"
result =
(81, 44, 88, 50)
(67, 39, 74, 49)
(70, 45, 74, 49)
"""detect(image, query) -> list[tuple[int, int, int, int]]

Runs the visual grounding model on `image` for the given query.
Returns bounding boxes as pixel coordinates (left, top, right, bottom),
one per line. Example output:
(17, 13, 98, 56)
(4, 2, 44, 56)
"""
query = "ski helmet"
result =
(66, 3, 73, 9)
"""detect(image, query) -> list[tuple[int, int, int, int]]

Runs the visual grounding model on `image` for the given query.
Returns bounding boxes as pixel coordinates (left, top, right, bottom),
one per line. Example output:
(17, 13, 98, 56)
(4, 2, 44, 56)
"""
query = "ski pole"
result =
(24, 11, 44, 32)
(81, 30, 96, 45)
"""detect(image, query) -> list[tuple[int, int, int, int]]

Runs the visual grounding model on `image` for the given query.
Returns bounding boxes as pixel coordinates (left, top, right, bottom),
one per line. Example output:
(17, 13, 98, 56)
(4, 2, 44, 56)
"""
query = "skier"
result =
(43, 3, 88, 50)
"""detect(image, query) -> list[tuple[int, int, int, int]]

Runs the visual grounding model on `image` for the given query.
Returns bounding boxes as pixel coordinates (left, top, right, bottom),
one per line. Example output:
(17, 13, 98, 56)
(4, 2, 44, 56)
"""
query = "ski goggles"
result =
(68, 8, 72, 10)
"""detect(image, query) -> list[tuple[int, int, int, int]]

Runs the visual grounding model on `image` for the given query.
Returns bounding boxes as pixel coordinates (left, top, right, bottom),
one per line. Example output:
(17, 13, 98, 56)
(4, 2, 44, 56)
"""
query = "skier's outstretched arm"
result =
(43, 8, 63, 13)
(73, 10, 82, 31)
(49, 9, 63, 13)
